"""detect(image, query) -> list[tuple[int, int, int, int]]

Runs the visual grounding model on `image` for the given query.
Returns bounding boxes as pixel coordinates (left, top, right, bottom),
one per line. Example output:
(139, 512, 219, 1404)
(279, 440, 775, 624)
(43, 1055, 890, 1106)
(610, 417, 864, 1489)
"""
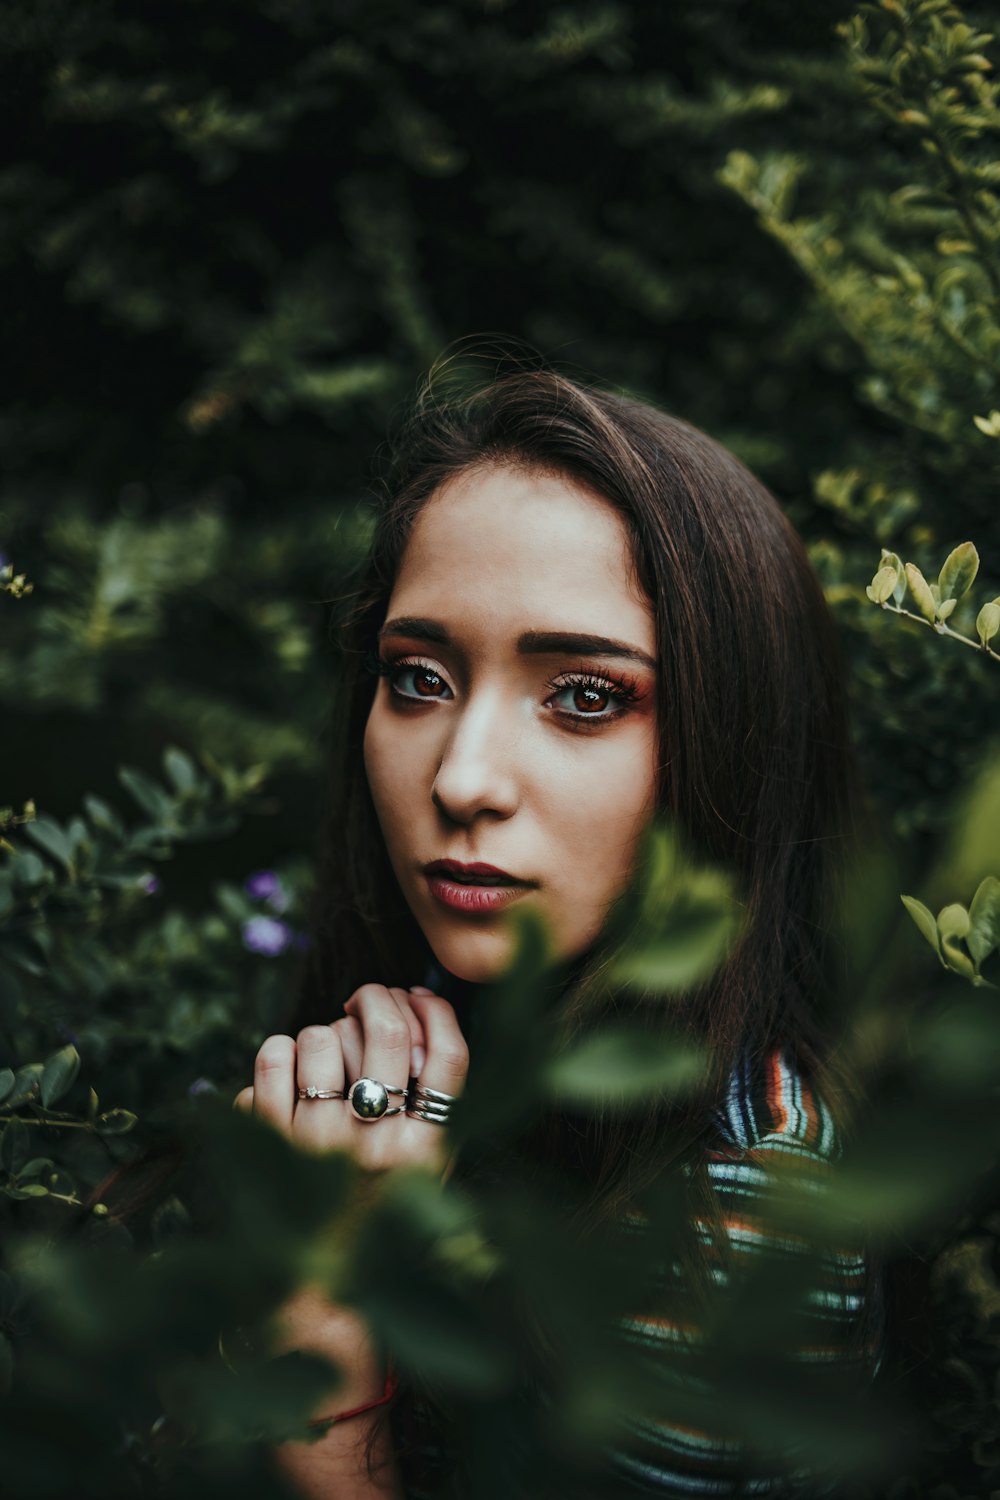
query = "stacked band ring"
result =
(405, 1081, 456, 1127)
(297, 1076, 457, 1125)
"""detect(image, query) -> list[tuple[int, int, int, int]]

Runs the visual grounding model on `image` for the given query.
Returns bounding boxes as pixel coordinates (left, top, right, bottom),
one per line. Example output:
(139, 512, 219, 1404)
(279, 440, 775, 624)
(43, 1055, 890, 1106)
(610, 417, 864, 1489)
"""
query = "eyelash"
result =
(372, 654, 641, 725)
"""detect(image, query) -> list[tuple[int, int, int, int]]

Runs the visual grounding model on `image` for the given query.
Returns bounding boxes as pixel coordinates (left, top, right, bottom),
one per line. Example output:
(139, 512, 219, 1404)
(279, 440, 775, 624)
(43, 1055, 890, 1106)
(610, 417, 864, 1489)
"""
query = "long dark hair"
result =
(296, 353, 868, 1195)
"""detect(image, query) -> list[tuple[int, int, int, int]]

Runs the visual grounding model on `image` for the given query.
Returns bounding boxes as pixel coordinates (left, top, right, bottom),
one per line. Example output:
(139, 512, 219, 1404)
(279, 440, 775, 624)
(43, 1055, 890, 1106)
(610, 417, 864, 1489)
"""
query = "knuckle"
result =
(369, 1014, 410, 1049)
(352, 983, 390, 1007)
(256, 1034, 294, 1072)
(296, 1024, 337, 1051)
(437, 1042, 469, 1077)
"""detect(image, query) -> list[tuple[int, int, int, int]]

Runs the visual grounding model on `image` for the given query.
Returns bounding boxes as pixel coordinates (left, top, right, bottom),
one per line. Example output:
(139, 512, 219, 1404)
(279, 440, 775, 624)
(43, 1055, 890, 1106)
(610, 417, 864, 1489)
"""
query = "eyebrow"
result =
(378, 617, 656, 671)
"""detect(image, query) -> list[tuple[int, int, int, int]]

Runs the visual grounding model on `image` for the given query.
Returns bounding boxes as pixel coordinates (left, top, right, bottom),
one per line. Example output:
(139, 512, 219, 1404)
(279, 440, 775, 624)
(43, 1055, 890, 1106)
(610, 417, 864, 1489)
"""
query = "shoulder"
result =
(710, 1044, 842, 1165)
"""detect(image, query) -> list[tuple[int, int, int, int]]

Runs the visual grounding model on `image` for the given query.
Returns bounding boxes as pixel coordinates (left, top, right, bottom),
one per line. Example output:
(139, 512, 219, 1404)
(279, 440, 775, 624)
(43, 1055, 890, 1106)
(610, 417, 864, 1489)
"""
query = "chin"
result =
(424, 924, 523, 986)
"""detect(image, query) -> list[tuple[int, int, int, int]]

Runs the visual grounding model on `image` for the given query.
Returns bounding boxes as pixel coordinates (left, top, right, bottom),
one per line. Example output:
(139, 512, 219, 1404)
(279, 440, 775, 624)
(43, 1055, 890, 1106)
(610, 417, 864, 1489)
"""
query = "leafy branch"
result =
(902, 875, 1000, 987)
(866, 541, 1000, 658)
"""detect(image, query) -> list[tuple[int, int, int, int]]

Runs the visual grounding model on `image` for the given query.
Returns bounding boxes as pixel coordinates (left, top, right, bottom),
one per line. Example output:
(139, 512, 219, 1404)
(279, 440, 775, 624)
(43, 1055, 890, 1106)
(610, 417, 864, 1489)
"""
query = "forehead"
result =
(390, 465, 653, 647)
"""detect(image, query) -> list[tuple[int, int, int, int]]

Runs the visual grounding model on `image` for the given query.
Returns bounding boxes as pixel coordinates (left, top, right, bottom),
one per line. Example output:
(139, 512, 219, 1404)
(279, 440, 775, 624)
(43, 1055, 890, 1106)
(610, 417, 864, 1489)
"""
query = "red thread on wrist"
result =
(308, 1369, 399, 1431)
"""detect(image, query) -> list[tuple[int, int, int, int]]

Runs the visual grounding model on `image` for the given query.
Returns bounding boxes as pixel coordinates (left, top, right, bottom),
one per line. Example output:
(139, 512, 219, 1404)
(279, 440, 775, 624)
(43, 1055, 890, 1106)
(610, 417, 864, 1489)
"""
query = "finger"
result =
(234, 1086, 254, 1113)
(406, 992, 468, 1098)
(294, 1024, 347, 1149)
(343, 984, 412, 1093)
(388, 986, 426, 1079)
(253, 1034, 296, 1131)
(332, 1014, 364, 1084)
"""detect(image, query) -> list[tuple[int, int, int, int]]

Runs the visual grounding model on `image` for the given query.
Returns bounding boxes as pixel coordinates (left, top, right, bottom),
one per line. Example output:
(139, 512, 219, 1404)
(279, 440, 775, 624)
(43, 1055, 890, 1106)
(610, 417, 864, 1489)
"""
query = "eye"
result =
(546, 672, 640, 723)
(381, 657, 452, 702)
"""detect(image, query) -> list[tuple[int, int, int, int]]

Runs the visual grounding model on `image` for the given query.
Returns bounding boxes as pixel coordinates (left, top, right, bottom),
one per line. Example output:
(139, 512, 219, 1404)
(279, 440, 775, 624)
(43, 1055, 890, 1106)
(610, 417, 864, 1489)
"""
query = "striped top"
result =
(397, 1044, 883, 1499)
(606, 1046, 883, 1495)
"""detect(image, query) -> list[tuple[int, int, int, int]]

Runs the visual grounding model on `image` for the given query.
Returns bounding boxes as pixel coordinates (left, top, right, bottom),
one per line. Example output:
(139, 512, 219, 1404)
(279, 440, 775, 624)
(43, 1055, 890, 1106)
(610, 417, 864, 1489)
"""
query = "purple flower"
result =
(244, 870, 290, 913)
(241, 915, 293, 957)
(188, 1077, 217, 1097)
(140, 874, 161, 896)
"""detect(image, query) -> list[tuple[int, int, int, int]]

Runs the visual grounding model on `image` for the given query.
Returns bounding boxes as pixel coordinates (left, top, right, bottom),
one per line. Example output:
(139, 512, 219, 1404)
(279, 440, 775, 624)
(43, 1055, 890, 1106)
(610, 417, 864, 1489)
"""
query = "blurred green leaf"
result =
(968, 876, 1000, 966)
(0, 1117, 29, 1174)
(163, 746, 197, 794)
(546, 1027, 706, 1103)
(24, 816, 75, 872)
(40, 1044, 80, 1107)
(118, 766, 173, 821)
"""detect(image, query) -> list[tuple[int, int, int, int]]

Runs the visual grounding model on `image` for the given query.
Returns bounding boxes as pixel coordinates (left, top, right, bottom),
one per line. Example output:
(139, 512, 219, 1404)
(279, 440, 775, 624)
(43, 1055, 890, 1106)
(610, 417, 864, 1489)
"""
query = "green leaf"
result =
(866, 565, 898, 604)
(904, 563, 937, 623)
(937, 903, 970, 939)
(95, 1108, 137, 1135)
(118, 767, 173, 821)
(976, 600, 1000, 646)
(11, 852, 49, 890)
(83, 794, 124, 838)
(163, 746, 197, 794)
(901, 895, 941, 957)
(40, 1044, 80, 1108)
(6, 1184, 49, 1199)
(24, 816, 74, 872)
(968, 877, 1000, 965)
(938, 541, 979, 603)
(0, 1068, 14, 1105)
(0, 1118, 28, 1174)
(546, 1029, 707, 1103)
(5, 1063, 43, 1108)
(937, 598, 957, 622)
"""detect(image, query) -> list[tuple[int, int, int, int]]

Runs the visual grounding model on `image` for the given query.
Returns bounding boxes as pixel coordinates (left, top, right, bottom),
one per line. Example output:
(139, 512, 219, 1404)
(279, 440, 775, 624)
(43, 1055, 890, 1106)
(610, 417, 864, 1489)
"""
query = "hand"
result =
(233, 985, 468, 1174)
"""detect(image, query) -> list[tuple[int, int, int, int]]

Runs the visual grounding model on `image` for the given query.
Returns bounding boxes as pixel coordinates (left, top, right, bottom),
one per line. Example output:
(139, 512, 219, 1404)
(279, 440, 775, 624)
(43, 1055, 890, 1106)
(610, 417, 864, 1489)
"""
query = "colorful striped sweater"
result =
(398, 1044, 883, 1498)
(606, 1045, 883, 1495)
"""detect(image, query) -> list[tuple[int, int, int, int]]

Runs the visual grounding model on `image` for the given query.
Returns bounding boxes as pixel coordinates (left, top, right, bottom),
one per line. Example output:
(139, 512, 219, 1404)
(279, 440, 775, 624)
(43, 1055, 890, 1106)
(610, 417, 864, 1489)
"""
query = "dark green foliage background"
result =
(2, 0, 1000, 1495)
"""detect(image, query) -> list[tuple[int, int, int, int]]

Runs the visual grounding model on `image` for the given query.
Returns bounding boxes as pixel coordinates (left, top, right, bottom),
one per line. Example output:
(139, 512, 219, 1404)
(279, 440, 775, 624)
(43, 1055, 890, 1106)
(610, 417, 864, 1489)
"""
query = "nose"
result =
(431, 690, 519, 826)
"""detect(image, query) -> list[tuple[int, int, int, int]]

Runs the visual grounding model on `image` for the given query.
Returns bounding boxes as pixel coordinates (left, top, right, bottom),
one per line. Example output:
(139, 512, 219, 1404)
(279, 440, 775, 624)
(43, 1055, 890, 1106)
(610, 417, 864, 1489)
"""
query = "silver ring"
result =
(409, 1083, 457, 1105)
(297, 1087, 345, 1100)
(405, 1083, 456, 1127)
(405, 1105, 451, 1126)
(409, 1096, 450, 1116)
(347, 1077, 407, 1121)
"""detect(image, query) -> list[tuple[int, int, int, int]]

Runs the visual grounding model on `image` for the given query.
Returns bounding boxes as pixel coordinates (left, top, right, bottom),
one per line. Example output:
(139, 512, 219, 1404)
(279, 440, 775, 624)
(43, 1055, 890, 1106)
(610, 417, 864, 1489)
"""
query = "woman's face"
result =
(363, 464, 659, 983)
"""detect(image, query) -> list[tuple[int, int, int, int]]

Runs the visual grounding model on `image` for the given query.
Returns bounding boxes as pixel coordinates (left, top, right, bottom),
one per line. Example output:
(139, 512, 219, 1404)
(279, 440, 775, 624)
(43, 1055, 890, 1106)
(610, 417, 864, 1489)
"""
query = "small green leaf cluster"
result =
(866, 540, 1000, 650)
(0, 563, 32, 599)
(901, 876, 1000, 985)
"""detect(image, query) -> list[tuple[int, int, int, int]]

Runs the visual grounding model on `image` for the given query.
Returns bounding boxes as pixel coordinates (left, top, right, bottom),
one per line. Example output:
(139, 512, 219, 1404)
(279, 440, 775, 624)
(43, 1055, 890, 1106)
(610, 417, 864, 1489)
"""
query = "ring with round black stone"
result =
(346, 1077, 407, 1121)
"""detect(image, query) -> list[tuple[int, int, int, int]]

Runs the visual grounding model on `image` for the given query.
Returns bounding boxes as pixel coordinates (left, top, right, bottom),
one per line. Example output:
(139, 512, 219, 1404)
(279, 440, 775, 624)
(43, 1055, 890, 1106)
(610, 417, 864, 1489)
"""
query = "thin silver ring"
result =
(409, 1097, 450, 1116)
(297, 1087, 345, 1100)
(409, 1083, 457, 1105)
(405, 1106, 451, 1126)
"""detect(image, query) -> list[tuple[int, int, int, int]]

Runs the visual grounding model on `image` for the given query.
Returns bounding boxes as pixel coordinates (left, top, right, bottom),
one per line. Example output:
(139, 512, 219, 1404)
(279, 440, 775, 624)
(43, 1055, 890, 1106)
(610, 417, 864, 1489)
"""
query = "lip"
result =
(422, 859, 535, 915)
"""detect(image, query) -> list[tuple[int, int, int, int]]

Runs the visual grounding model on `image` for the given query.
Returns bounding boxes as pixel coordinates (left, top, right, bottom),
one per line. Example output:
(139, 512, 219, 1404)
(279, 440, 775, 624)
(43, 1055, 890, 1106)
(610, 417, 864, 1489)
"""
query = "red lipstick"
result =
(422, 860, 535, 915)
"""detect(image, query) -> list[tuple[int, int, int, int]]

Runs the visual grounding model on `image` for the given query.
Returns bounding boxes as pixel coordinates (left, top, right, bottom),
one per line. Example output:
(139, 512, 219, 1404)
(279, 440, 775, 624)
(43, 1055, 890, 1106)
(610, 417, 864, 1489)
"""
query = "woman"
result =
(235, 358, 883, 1498)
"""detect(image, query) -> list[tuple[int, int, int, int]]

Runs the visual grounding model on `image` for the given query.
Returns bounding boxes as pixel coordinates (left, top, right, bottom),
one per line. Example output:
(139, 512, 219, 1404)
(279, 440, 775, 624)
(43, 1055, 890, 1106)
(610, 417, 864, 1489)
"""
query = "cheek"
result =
(362, 706, 396, 834)
(546, 730, 657, 900)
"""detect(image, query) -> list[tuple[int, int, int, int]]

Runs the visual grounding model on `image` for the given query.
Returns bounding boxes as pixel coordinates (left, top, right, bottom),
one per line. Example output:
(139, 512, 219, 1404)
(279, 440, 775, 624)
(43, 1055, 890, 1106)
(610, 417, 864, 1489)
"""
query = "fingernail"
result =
(411, 1045, 426, 1077)
(409, 985, 434, 996)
